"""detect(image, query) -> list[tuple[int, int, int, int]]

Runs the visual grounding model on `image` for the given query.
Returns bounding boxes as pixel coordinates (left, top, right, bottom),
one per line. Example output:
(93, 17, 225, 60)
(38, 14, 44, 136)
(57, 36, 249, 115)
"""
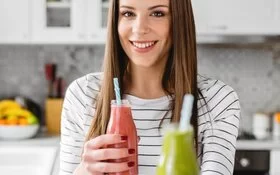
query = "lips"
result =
(130, 40, 158, 49)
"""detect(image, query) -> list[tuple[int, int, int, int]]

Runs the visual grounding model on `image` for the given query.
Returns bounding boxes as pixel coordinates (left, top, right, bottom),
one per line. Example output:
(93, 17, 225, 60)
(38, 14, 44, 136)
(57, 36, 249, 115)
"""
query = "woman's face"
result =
(118, 0, 171, 69)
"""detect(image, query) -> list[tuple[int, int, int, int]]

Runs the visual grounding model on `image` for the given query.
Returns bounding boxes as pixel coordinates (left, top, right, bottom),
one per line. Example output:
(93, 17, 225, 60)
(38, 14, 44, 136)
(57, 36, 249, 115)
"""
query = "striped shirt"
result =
(59, 72, 240, 175)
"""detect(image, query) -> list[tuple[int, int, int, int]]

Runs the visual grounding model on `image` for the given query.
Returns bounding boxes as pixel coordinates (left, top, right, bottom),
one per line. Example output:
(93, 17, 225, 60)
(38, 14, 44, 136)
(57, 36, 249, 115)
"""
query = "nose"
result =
(132, 15, 150, 35)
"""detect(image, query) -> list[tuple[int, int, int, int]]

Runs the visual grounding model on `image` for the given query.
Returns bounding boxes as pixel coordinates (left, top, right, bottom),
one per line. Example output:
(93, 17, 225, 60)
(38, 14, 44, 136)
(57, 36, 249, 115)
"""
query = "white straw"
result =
(113, 78, 121, 105)
(179, 94, 194, 131)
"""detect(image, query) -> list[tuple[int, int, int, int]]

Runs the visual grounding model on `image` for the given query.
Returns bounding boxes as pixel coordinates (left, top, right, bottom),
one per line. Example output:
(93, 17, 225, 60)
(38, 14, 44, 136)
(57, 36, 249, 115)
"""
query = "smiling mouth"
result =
(130, 41, 158, 49)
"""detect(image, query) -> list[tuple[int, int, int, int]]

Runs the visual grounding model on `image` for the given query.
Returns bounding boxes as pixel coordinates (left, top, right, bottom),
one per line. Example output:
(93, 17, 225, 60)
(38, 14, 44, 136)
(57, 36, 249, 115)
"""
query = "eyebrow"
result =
(119, 5, 169, 10)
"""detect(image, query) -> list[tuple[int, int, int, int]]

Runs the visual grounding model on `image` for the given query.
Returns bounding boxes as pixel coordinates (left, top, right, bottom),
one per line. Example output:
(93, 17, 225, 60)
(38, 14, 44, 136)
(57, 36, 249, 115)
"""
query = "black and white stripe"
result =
(59, 72, 240, 175)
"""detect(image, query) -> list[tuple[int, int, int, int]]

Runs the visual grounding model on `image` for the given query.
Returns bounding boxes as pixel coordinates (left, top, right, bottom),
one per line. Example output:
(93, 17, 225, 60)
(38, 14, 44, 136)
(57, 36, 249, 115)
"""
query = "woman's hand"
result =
(81, 134, 135, 175)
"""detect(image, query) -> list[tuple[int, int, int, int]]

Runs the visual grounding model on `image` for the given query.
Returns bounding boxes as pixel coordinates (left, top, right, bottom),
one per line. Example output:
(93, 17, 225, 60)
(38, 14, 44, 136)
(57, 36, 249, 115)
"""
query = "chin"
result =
(130, 56, 158, 68)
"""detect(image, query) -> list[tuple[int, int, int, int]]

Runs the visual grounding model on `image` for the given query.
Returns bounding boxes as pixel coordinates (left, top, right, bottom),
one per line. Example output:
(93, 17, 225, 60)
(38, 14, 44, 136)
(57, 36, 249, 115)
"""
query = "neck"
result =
(124, 64, 166, 99)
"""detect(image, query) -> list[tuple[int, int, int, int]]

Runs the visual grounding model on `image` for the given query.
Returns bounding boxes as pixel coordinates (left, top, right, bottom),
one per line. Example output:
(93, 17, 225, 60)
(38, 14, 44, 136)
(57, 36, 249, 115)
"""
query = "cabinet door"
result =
(31, 0, 86, 43)
(0, 0, 30, 43)
(270, 150, 280, 174)
(86, 0, 108, 44)
(276, 0, 280, 33)
(192, 0, 208, 35)
(197, 0, 278, 35)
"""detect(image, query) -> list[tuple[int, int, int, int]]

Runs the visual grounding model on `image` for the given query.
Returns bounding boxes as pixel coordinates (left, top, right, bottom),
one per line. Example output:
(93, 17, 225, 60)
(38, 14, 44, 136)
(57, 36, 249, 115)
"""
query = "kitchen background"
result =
(1, 44, 280, 132)
(1, 0, 280, 174)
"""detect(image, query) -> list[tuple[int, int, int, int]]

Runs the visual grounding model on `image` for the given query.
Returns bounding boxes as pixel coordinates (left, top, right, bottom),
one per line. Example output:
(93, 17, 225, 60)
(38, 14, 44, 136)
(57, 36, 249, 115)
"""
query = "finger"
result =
(84, 148, 135, 161)
(85, 134, 127, 150)
(87, 161, 135, 173)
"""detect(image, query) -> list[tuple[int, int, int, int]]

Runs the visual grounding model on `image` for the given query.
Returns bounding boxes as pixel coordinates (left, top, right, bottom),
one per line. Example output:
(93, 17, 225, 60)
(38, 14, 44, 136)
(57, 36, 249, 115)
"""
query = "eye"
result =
(121, 11, 135, 17)
(151, 11, 165, 17)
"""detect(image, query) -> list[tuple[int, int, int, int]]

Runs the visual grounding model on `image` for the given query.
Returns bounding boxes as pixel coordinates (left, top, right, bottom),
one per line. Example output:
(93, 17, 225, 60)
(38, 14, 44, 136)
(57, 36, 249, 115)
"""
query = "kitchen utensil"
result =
(44, 63, 57, 98)
(53, 76, 65, 98)
(45, 98, 63, 135)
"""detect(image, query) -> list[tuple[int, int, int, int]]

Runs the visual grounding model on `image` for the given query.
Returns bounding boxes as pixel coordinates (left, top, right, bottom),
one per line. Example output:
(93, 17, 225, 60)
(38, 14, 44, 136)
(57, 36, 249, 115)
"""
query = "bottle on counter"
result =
(272, 112, 280, 140)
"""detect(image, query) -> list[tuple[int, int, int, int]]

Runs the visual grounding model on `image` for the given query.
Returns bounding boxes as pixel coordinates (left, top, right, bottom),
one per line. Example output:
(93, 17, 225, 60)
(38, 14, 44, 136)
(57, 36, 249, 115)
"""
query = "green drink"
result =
(156, 124, 199, 175)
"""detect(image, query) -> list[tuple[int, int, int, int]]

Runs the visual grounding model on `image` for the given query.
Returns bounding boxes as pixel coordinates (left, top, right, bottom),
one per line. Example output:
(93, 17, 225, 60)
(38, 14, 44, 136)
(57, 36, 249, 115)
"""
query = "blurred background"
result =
(1, 0, 280, 175)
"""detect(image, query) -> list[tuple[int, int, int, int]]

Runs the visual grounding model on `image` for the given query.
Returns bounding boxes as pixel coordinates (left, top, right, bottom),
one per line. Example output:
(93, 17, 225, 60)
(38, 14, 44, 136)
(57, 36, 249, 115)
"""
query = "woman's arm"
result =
(59, 74, 133, 175)
(199, 82, 241, 175)
(59, 78, 88, 175)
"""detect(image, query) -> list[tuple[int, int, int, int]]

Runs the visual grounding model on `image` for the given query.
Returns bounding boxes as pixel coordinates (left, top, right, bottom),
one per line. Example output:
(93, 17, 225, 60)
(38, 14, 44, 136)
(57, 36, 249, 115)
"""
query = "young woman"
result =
(59, 0, 241, 175)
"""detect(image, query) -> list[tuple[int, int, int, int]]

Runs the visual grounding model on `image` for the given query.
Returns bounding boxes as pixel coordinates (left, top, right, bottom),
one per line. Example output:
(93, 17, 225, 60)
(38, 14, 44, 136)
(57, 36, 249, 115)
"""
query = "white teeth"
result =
(132, 41, 156, 49)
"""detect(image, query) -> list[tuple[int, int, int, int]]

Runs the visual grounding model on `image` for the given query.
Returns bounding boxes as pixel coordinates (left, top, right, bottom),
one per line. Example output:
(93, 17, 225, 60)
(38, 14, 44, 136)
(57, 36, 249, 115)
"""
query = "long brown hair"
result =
(86, 0, 198, 147)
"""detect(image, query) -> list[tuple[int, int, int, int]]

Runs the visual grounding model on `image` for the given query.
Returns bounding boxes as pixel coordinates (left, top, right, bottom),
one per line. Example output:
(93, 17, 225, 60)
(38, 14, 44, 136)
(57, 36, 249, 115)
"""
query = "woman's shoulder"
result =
(67, 72, 103, 92)
(197, 74, 241, 134)
(198, 74, 238, 96)
(65, 72, 103, 106)
(197, 74, 240, 109)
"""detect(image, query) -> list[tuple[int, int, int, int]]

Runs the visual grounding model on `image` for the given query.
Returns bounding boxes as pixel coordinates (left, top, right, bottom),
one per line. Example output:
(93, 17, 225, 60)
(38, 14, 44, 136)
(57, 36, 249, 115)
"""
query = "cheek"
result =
(163, 22, 171, 38)
(154, 20, 170, 39)
(118, 22, 129, 41)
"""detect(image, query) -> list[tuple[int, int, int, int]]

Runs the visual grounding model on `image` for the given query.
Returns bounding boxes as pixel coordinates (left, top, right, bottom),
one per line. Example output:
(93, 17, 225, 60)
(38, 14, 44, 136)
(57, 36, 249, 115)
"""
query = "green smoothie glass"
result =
(156, 94, 199, 175)
(156, 124, 199, 175)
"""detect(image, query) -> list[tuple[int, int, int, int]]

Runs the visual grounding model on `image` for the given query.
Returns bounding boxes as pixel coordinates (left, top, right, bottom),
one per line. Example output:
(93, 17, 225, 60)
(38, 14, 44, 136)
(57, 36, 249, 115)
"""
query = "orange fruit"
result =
(0, 119, 6, 125)
(19, 118, 28, 125)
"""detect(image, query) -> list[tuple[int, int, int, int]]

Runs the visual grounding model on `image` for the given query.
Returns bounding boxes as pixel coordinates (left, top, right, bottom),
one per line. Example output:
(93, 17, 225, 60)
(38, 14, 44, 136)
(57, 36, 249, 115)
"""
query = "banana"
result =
(0, 100, 22, 118)
(3, 108, 32, 118)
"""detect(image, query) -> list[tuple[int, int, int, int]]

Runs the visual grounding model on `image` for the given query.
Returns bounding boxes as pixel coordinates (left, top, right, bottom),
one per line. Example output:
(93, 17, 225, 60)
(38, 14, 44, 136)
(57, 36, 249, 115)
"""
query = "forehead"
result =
(119, 0, 169, 8)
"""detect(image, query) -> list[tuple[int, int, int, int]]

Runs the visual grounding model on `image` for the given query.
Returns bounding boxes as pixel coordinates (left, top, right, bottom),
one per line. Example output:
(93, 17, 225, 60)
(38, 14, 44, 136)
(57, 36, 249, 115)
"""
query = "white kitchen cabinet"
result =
(86, 0, 108, 44)
(276, 0, 280, 31)
(0, 0, 30, 44)
(191, 0, 208, 35)
(192, 0, 280, 35)
(31, 0, 86, 44)
(270, 150, 280, 175)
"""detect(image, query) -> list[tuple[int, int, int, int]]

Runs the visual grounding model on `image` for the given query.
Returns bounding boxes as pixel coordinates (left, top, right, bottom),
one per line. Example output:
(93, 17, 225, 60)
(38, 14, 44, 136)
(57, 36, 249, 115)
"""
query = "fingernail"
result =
(128, 149, 135, 154)
(128, 161, 135, 167)
(121, 136, 128, 140)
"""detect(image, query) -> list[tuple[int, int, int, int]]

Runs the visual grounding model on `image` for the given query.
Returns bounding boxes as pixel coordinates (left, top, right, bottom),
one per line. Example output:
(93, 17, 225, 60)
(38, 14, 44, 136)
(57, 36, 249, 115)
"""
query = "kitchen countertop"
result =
(1, 132, 280, 175)
(1, 133, 280, 151)
(0, 133, 60, 146)
(237, 139, 280, 150)
(0, 131, 61, 175)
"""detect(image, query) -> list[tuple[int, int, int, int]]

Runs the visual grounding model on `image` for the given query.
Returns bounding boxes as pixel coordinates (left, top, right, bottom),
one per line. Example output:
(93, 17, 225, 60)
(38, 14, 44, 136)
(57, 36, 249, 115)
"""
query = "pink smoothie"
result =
(106, 100, 138, 175)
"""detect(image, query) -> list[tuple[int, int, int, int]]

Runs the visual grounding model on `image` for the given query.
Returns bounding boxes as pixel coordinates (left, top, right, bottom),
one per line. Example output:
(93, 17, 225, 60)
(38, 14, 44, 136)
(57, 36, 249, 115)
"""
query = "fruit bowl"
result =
(0, 124, 39, 140)
(0, 99, 40, 140)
